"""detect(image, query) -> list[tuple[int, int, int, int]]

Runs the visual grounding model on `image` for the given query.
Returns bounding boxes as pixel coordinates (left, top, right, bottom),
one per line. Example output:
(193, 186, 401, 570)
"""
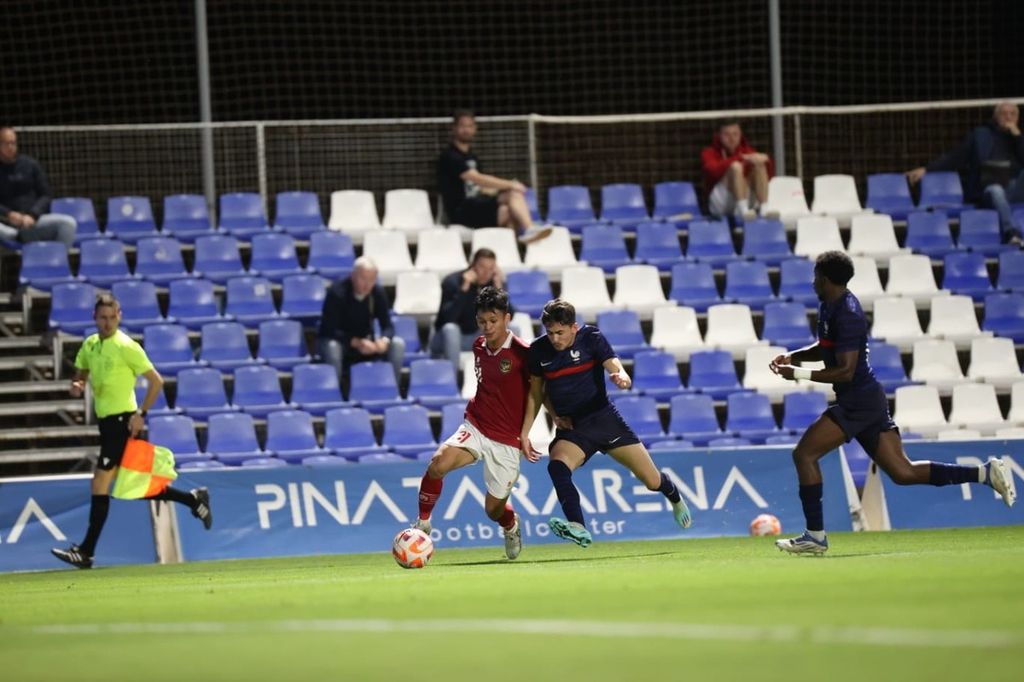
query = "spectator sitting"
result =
(0, 125, 76, 248)
(701, 120, 775, 222)
(430, 248, 504, 373)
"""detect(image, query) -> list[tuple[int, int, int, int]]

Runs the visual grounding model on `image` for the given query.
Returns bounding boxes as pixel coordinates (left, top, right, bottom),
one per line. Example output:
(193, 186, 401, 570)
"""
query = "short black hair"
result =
(453, 109, 475, 124)
(475, 286, 510, 315)
(470, 248, 496, 265)
(815, 250, 855, 286)
(718, 119, 740, 130)
(94, 293, 120, 314)
(541, 298, 576, 327)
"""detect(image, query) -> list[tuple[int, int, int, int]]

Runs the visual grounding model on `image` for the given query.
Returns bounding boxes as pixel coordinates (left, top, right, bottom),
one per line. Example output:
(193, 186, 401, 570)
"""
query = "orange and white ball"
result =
(392, 528, 435, 569)
(749, 513, 782, 536)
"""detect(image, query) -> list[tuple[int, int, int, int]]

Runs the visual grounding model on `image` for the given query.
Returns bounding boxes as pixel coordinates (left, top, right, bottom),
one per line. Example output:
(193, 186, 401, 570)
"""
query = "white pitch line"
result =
(25, 619, 1021, 649)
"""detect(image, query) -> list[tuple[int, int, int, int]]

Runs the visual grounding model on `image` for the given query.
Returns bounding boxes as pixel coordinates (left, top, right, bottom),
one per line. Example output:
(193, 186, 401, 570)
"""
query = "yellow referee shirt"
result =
(74, 330, 154, 419)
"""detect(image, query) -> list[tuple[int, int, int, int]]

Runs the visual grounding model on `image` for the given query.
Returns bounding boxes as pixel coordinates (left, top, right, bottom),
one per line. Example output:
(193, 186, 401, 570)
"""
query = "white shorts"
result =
(443, 420, 521, 499)
(708, 178, 737, 218)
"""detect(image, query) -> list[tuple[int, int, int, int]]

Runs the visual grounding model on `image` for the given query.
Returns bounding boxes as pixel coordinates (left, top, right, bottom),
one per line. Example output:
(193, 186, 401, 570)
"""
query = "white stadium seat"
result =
(926, 295, 989, 350)
(870, 296, 925, 352)
(742, 344, 793, 400)
(649, 305, 705, 361)
(885, 253, 948, 308)
(893, 385, 948, 437)
(947, 383, 1006, 435)
(847, 213, 907, 263)
(470, 227, 524, 273)
(362, 230, 413, 286)
(1009, 382, 1024, 427)
(559, 266, 619, 322)
(328, 189, 381, 244)
(909, 339, 965, 394)
(847, 256, 885, 311)
(523, 226, 578, 279)
(794, 216, 844, 260)
(415, 228, 468, 275)
(967, 337, 1023, 390)
(703, 303, 766, 359)
(613, 264, 668, 319)
(382, 189, 435, 243)
(810, 174, 873, 227)
(761, 176, 810, 231)
(392, 270, 442, 316)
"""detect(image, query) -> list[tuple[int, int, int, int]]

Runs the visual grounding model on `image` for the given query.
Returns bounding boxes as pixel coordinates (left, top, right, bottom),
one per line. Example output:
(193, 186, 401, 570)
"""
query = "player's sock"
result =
(498, 503, 516, 530)
(928, 462, 982, 486)
(548, 459, 584, 525)
(147, 486, 198, 509)
(418, 473, 443, 520)
(798, 483, 824, 532)
(806, 529, 827, 542)
(79, 494, 110, 557)
(656, 472, 681, 504)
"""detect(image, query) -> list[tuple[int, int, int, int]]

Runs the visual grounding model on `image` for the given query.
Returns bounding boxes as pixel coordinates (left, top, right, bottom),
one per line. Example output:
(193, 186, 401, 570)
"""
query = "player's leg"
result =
(499, 190, 551, 243)
(415, 441, 477, 532)
(481, 442, 524, 559)
(547, 438, 593, 547)
(608, 442, 691, 529)
(485, 492, 522, 559)
(145, 486, 213, 529)
(749, 162, 769, 206)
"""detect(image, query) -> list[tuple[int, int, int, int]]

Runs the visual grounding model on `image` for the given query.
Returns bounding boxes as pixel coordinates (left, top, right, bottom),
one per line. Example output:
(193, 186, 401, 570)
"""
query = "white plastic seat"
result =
(796, 360, 835, 400)
(847, 214, 908, 263)
(613, 264, 668, 319)
(523, 226, 578, 279)
(885, 253, 948, 308)
(996, 426, 1024, 439)
(926, 295, 990, 350)
(794, 216, 845, 260)
(392, 270, 442, 316)
(1009, 382, 1024, 426)
(703, 303, 766, 359)
(847, 256, 885, 311)
(559, 266, 619, 322)
(870, 296, 925, 352)
(382, 189, 435, 243)
(511, 311, 535, 343)
(742, 344, 794, 400)
(909, 339, 965, 394)
(810, 174, 873, 228)
(328, 190, 381, 245)
(936, 428, 983, 441)
(460, 353, 477, 399)
(470, 227, 524, 273)
(362, 230, 414, 286)
(414, 228, 468, 275)
(761, 176, 810, 231)
(649, 305, 705, 361)
(967, 336, 1023, 389)
(893, 384, 948, 437)
(947, 383, 1006, 435)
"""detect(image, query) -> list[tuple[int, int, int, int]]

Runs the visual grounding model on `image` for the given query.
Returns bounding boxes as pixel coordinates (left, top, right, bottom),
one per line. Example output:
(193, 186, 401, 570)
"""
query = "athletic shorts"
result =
(451, 196, 499, 228)
(551, 404, 641, 463)
(708, 178, 738, 218)
(444, 420, 521, 498)
(824, 385, 898, 458)
(97, 412, 135, 470)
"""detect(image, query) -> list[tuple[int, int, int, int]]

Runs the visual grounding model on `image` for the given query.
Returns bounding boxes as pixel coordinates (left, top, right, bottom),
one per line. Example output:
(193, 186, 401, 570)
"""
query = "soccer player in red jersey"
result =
(413, 286, 540, 559)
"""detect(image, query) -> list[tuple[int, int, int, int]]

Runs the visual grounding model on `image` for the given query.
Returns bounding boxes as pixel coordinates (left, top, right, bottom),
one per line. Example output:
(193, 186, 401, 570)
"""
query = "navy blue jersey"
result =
(528, 325, 616, 419)
(817, 290, 880, 398)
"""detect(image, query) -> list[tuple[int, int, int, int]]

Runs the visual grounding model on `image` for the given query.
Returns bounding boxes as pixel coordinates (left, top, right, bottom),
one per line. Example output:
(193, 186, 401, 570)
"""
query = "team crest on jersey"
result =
(499, 359, 512, 374)
(570, 349, 581, 362)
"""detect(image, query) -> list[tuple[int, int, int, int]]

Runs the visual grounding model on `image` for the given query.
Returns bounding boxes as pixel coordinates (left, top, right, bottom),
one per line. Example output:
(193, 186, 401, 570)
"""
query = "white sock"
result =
(806, 529, 827, 542)
(735, 199, 750, 216)
(979, 463, 988, 484)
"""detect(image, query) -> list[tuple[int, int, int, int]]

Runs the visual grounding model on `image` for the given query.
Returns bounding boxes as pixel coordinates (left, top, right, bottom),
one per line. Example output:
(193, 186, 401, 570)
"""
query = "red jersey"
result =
(465, 332, 531, 448)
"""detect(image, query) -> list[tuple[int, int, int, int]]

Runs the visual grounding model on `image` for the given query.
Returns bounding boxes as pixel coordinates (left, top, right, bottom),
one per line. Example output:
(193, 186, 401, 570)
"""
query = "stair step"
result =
(0, 380, 68, 396)
(0, 425, 96, 442)
(0, 446, 94, 464)
(0, 336, 43, 350)
(0, 354, 53, 370)
(0, 399, 85, 416)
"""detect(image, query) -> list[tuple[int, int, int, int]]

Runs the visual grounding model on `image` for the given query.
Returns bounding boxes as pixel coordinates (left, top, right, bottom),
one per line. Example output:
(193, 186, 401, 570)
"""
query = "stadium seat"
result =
(392, 314, 428, 366)
(78, 238, 135, 287)
(947, 383, 1006, 436)
(470, 227, 525, 273)
(392, 270, 442, 316)
(844, 256, 885, 312)
(48, 282, 98, 335)
(506, 270, 552, 317)
(966, 336, 1022, 389)
(301, 455, 353, 467)
(280, 274, 327, 321)
(175, 367, 234, 419)
(794, 216, 844, 260)
(547, 185, 597, 232)
(893, 385, 948, 437)
(725, 392, 780, 443)
(909, 339, 965, 394)
(942, 251, 994, 301)
(193, 234, 248, 284)
(778, 258, 818, 308)
(982, 292, 1024, 343)
(143, 324, 201, 376)
(147, 415, 208, 464)
(905, 211, 958, 259)
(687, 349, 744, 399)
(441, 401, 468, 439)
(266, 410, 326, 462)
(764, 433, 801, 446)
(361, 230, 413, 286)
(356, 452, 407, 464)
(918, 171, 969, 215)
(613, 264, 668, 319)
(307, 231, 355, 281)
(112, 279, 170, 332)
(328, 189, 381, 244)
(668, 261, 722, 312)
(52, 197, 102, 242)
(596, 309, 649, 359)
(580, 223, 632, 273)
(206, 412, 265, 464)
(741, 345, 792, 399)
(460, 353, 477, 399)
(106, 196, 159, 242)
(600, 183, 649, 228)
(134, 236, 193, 285)
(324, 407, 387, 459)
(632, 350, 687, 400)
(865, 173, 914, 221)
(232, 364, 293, 417)
(349, 360, 408, 413)
(870, 296, 925, 351)
(649, 304, 705, 361)
(560, 266, 619, 321)
(810, 174, 871, 227)
(257, 319, 311, 369)
(523, 226, 578, 277)
(167, 278, 230, 330)
(162, 194, 215, 243)
(219, 192, 270, 240)
(649, 439, 696, 451)
(239, 457, 289, 468)
(1009, 383, 1024, 426)
(867, 340, 915, 392)
(926, 295, 988, 350)
(633, 221, 685, 271)
(382, 404, 437, 457)
(740, 218, 792, 265)
(885, 253, 947, 307)
(274, 191, 325, 239)
(382, 189, 435, 242)
(958, 209, 1011, 256)
(199, 321, 263, 371)
(408, 359, 463, 409)
(19, 241, 77, 290)
(652, 181, 702, 225)
(996, 251, 1024, 292)
(686, 219, 737, 266)
(703, 303, 765, 358)
(225, 276, 280, 326)
(613, 395, 674, 446)
(668, 394, 724, 446)
(846, 213, 906, 264)
(782, 391, 828, 433)
(414, 228, 468, 275)
(524, 187, 543, 223)
(250, 233, 306, 281)
(708, 437, 753, 448)
(761, 176, 811, 230)
(724, 260, 777, 310)
(936, 428, 983, 441)
(291, 363, 347, 415)
(134, 374, 176, 417)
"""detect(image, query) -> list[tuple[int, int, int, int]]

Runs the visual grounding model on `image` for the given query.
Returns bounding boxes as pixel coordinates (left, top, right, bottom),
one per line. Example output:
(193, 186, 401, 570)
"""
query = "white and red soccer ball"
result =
(392, 528, 435, 569)
(749, 513, 782, 536)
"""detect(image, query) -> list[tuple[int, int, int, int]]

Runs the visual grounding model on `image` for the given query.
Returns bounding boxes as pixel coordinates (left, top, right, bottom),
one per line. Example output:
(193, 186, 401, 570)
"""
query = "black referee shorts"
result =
(97, 412, 134, 470)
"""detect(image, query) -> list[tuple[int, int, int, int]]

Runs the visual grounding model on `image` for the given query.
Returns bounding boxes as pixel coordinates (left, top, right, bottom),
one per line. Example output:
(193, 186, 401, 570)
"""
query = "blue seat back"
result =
(233, 365, 285, 406)
(382, 404, 434, 446)
(266, 410, 319, 452)
(547, 185, 596, 223)
(219, 192, 267, 230)
(324, 407, 379, 449)
(52, 197, 101, 237)
(600, 183, 648, 222)
(275, 191, 323, 228)
(653, 181, 700, 218)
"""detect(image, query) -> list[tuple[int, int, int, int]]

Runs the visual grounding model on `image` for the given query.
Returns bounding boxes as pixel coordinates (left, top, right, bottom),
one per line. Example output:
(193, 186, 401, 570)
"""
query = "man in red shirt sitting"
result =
(701, 120, 775, 221)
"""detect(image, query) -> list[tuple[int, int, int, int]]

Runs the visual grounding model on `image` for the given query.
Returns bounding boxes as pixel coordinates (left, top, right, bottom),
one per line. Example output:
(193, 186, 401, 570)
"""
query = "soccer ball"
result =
(749, 513, 782, 536)
(392, 528, 434, 569)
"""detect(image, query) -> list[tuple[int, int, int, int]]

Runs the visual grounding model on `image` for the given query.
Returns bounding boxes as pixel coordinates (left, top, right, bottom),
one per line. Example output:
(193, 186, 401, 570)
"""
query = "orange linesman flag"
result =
(111, 438, 178, 500)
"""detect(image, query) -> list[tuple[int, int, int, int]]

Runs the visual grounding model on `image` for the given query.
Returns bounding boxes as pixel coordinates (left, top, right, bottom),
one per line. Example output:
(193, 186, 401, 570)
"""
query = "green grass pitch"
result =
(2, 527, 1023, 682)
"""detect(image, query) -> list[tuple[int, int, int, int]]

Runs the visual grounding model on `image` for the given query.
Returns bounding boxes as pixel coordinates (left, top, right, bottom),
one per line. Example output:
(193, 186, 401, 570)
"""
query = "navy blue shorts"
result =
(97, 412, 134, 470)
(452, 196, 499, 229)
(551, 404, 641, 462)
(824, 385, 898, 458)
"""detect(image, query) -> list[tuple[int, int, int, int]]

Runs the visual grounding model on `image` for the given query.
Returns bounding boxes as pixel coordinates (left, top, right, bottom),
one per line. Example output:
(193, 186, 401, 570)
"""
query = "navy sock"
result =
(147, 486, 197, 509)
(798, 483, 824, 532)
(548, 460, 584, 525)
(657, 472, 681, 504)
(928, 462, 981, 486)
(80, 494, 110, 556)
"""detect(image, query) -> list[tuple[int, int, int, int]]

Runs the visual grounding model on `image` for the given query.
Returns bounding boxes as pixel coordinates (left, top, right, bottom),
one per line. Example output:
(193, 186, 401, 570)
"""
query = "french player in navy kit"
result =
(771, 251, 1016, 555)
(520, 299, 692, 547)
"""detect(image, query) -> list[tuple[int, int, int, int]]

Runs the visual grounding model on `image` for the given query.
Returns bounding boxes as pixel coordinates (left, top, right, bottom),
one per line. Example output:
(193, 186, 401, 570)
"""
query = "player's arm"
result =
(769, 341, 821, 373)
(603, 357, 631, 390)
(69, 369, 89, 397)
(461, 169, 526, 194)
(776, 348, 857, 383)
(519, 374, 546, 461)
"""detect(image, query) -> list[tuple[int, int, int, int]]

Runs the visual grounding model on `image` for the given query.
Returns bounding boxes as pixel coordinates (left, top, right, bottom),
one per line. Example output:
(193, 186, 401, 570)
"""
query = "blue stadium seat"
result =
(867, 340, 914, 392)
(905, 211, 957, 259)
(506, 270, 552, 317)
(112, 279, 170, 332)
(652, 181, 702, 226)
(78, 238, 135, 286)
(958, 209, 1012, 256)
(266, 410, 325, 462)
(634, 221, 685, 271)
(179, 460, 228, 471)
(250, 232, 306, 281)
(843, 438, 872, 488)
(918, 171, 970, 216)
(381, 404, 437, 457)
(356, 452, 407, 465)
(219, 192, 270, 240)
(147, 415, 208, 464)
(686, 219, 737, 266)
(257, 319, 311, 370)
(134, 375, 176, 417)
(232, 365, 293, 417)
(162, 194, 215, 243)
(547, 185, 597, 232)
(175, 367, 235, 419)
(579, 224, 632, 273)
(280, 274, 327, 321)
(308, 231, 355, 280)
(51, 197, 103, 242)
(596, 309, 649, 359)
(225, 276, 280, 326)
(865, 173, 914, 221)
(106, 196, 159, 243)
(632, 350, 687, 400)
(997, 250, 1024, 292)
(301, 455, 353, 467)
(708, 437, 753, 448)
(649, 439, 695, 451)
(291, 363, 347, 415)
(600, 183, 649, 228)
(982, 292, 1024, 343)
(668, 261, 722, 312)
(725, 392, 780, 443)
(524, 187, 543, 223)
(392, 315, 428, 366)
(441, 401, 468, 438)
(48, 282, 97, 335)
(687, 349, 743, 399)
(724, 260, 777, 310)
(761, 302, 815, 348)
(668, 394, 724, 446)
(942, 251, 993, 301)
(764, 433, 801, 446)
(168, 278, 230, 330)
(781, 391, 828, 433)
(275, 191, 325, 239)
(19, 241, 77, 290)
(193, 234, 247, 284)
(240, 457, 289, 468)
(206, 412, 265, 464)
(143, 324, 201, 376)
(778, 258, 818, 307)
(324, 406, 388, 459)
(348, 361, 408, 413)
(408, 359, 463, 409)
(612, 395, 674, 446)
(199, 321, 263, 371)
(135, 236, 193, 285)
(740, 218, 792, 265)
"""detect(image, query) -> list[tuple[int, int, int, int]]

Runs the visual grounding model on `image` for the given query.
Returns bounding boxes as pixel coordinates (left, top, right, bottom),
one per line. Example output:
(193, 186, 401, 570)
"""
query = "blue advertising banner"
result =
(174, 447, 852, 561)
(0, 475, 157, 572)
(881, 440, 1024, 530)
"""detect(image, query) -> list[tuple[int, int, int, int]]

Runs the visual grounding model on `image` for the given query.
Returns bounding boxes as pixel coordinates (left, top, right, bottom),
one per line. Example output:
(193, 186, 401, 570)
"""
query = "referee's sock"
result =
(547, 460, 584, 525)
(928, 462, 982, 486)
(79, 494, 110, 557)
(148, 486, 199, 509)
